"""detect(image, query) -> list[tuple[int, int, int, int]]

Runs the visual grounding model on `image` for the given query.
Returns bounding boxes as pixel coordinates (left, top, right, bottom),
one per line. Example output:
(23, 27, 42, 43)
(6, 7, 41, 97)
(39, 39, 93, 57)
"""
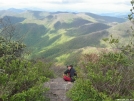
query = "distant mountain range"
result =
(99, 12, 129, 18)
(7, 8, 25, 13)
(0, 9, 130, 65)
(0, 8, 129, 18)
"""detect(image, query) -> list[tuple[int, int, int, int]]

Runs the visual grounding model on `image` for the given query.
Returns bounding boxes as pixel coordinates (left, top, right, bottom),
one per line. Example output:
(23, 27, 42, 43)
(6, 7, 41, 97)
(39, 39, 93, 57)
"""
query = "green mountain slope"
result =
(86, 13, 126, 23)
(0, 10, 128, 65)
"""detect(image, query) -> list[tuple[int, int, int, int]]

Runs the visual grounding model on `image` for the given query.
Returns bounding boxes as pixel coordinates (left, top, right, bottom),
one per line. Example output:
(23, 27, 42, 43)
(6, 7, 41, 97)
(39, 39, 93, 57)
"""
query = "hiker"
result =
(63, 65, 77, 82)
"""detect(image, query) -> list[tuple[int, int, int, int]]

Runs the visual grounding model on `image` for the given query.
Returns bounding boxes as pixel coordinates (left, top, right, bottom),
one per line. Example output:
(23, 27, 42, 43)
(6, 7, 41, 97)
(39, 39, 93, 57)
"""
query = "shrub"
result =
(0, 56, 54, 101)
(0, 36, 54, 101)
(67, 78, 112, 101)
(67, 52, 134, 100)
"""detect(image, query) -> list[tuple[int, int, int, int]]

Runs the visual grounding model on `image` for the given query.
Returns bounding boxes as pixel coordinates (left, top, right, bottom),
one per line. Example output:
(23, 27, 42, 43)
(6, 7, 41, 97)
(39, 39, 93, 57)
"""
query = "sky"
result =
(0, 0, 131, 14)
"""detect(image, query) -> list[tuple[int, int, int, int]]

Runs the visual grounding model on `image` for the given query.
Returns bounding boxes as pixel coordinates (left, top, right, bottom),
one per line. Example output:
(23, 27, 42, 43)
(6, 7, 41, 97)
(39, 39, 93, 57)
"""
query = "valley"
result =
(0, 9, 130, 65)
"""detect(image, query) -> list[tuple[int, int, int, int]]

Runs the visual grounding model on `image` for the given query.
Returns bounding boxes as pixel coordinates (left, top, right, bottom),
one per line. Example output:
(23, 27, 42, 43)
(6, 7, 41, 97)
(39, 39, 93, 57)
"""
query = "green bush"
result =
(0, 36, 54, 101)
(67, 52, 134, 101)
(0, 56, 54, 101)
(67, 79, 112, 101)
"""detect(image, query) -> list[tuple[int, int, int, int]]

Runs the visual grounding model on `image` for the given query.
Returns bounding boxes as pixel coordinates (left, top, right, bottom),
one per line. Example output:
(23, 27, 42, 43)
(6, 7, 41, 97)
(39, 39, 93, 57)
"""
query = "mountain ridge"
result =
(0, 10, 128, 65)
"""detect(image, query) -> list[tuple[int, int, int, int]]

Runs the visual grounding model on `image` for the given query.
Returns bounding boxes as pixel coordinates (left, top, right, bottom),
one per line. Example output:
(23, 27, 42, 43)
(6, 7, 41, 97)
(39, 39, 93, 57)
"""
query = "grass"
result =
(55, 53, 70, 65)
(55, 29, 75, 44)
(76, 13, 97, 23)
(0, 10, 128, 64)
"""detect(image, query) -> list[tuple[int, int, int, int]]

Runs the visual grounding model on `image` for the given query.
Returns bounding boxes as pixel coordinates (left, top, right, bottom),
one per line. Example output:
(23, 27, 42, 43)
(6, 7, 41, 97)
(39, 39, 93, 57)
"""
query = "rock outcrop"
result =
(44, 78, 73, 101)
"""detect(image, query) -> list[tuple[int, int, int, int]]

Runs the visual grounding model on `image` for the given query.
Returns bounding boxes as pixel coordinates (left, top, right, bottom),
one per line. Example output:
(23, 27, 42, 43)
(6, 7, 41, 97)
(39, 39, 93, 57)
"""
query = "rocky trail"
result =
(44, 77, 73, 101)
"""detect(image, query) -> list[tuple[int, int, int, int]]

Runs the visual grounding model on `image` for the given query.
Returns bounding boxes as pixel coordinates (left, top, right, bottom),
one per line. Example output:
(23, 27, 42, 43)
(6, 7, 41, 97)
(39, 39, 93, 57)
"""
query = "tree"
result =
(0, 17, 53, 101)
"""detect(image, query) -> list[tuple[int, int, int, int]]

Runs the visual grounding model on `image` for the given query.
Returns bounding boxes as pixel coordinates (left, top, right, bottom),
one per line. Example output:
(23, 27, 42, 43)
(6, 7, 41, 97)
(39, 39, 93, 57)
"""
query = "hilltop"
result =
(0, 9, 129, 65)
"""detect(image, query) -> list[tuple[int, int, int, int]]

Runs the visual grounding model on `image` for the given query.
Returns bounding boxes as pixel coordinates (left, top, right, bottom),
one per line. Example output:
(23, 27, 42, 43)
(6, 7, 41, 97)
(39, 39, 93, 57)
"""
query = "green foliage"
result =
(0, 23, 53, 101)
(67, 79, 112, 101)
(0, 58, 53, 100)
(67, 52, 134, 100)
(0, 37, 26, 58)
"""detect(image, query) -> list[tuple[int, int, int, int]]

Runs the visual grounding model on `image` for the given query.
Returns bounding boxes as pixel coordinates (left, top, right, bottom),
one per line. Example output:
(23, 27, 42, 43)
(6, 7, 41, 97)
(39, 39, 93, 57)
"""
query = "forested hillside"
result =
(0, 9, 128, 65)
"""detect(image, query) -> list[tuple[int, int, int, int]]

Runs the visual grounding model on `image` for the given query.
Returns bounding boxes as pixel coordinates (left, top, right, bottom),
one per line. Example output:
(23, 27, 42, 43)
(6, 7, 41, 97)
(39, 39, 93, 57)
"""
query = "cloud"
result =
(0, 0, 131, 13)
(0, 0, 130, 4)
(55, 0, 131, 4)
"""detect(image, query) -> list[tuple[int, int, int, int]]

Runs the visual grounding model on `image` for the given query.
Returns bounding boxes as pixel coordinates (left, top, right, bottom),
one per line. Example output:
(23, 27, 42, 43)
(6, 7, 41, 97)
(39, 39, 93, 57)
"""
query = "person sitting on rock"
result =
(63, 65, 77, 82)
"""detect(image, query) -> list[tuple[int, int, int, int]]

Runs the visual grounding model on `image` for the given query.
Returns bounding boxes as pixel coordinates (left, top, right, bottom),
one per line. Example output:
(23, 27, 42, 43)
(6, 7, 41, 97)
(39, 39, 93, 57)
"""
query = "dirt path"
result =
(44, 77, 73, 101)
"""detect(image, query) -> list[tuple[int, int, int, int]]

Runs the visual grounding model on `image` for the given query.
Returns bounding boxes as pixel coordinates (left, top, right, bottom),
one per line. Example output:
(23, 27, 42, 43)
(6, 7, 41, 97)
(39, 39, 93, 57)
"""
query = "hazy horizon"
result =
(0, 0, 131, 14)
